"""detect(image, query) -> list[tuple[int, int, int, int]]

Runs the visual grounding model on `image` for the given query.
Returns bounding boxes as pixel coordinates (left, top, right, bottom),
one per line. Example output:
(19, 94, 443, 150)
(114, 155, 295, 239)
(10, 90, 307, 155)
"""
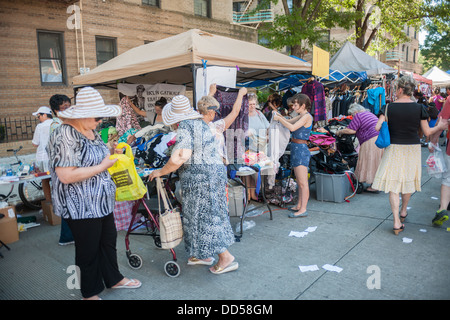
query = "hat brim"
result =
(57, 104, 122, 119)
(162, 104, 203, 126)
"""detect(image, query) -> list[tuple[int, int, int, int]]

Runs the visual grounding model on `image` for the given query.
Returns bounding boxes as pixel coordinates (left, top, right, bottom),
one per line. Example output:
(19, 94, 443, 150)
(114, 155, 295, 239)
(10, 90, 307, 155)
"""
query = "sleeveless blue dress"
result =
(290, 120, 312, 168)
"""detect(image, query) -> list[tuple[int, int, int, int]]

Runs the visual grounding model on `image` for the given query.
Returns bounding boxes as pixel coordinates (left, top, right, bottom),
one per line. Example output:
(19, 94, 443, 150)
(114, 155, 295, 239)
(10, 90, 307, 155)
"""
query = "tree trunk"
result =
(291, 43, 305, 59)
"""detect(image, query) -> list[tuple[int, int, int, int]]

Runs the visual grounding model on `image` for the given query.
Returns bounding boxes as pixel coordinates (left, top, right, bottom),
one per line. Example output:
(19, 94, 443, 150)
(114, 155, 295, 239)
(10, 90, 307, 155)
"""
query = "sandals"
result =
(393, 224, 405, 235)
(400, 213, 408, 223)
(112, 278, 142, 289)
(210, 261, 239, 275)
(187, 257, 215, 266)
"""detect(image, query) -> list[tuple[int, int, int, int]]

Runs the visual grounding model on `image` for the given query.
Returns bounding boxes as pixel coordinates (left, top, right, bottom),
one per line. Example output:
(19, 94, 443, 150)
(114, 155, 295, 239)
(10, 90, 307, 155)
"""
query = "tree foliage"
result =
(257, 0, 360, 58)
(420, 23, 450, 71)
(256, 0, 450, 57)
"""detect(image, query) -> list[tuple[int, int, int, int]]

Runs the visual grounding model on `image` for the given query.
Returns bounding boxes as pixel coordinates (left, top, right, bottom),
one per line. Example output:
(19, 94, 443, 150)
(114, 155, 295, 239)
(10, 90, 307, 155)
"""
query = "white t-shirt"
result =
(32, 119, 52, 162)
(208, 119, 227, 163)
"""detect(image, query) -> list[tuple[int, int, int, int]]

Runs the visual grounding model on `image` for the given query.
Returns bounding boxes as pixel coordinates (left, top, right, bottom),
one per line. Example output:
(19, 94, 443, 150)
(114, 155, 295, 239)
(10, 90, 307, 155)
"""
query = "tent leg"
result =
(191, 63, 198, 109)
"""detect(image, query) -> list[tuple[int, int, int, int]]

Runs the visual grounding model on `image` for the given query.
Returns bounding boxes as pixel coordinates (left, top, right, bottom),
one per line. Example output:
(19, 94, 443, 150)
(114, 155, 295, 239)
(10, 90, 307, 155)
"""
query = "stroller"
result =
(124, 173, 182, 277)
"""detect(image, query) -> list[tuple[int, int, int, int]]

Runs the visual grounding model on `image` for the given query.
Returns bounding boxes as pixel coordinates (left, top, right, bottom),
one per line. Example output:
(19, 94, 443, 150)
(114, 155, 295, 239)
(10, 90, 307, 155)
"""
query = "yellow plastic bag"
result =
(107, 142, 147, 201)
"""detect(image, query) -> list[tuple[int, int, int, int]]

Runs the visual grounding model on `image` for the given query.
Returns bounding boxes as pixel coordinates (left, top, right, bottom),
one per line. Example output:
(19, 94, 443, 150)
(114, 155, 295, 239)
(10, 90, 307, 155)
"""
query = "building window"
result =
(194, 0, 210, 18)
(96, 36, 117, 66)
(37, 31, 66, 85)
(142, 0, 159, 7)
(413, 49, 416, 63)
(233, 1, 246, 12)
(405, 46, 409, 62)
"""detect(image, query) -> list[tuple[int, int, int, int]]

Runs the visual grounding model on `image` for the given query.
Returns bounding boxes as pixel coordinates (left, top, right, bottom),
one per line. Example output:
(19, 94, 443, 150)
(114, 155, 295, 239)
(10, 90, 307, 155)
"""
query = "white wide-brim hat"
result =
(162, 95, 203, 125)
(57, 86, 122, 119)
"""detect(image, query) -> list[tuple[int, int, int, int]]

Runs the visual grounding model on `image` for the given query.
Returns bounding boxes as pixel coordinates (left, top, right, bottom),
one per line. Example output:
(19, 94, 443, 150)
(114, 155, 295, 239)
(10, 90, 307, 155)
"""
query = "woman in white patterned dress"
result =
(149, 95, 238, 275)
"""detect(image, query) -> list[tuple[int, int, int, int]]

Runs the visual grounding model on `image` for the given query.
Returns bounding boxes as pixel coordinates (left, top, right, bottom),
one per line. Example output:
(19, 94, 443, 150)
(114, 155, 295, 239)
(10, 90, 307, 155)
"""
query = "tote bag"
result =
(156, 177, 183, 249)
(375, 104, 390, 149)
(108, 142, 147, 201)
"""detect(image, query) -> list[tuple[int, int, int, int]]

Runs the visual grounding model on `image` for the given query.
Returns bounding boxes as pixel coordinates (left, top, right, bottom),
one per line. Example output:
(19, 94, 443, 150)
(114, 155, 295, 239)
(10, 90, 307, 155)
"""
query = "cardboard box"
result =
(41, 200, 61, 226)
(0, 205, 19, 244)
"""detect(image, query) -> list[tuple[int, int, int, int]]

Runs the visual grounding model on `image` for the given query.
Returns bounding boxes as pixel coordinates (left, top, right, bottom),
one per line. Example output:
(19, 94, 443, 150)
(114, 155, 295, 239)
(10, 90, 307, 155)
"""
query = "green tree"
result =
(420, 23, 450, 71)
(256, 0, 360, 58)
(352, 0, 449, 54)
(257, 0, 450, 56)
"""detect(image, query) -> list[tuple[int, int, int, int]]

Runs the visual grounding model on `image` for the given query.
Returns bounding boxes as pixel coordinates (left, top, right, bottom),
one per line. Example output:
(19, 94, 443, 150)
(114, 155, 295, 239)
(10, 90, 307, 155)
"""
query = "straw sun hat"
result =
(162, 95, 203, 125)
(57, 86, 122, 119)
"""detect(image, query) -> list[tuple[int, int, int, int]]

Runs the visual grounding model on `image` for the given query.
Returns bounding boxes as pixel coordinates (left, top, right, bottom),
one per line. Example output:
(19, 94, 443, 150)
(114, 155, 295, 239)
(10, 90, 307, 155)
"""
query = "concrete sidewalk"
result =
(0, 148, 449, 301)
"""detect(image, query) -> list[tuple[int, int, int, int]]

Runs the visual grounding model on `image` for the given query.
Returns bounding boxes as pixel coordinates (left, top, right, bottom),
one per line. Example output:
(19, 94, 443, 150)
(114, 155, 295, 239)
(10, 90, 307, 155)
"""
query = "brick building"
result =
(0, 0, 256, 152)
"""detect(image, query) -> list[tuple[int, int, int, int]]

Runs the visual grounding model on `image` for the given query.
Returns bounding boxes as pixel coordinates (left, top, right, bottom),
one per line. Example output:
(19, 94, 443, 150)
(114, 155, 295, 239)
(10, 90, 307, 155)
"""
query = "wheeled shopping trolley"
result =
(124, 177, 181, 277)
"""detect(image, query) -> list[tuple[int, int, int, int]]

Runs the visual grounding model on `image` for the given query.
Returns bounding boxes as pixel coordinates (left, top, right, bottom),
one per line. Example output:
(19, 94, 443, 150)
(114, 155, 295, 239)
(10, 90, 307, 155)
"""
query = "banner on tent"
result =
(312, 46, 329, 79)
(118, 83, 186, 113)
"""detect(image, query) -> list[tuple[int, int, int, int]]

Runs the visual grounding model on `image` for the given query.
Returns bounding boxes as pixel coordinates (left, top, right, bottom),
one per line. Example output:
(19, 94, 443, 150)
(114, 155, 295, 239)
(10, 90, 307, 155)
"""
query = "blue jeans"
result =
(59, 218, 74, 243)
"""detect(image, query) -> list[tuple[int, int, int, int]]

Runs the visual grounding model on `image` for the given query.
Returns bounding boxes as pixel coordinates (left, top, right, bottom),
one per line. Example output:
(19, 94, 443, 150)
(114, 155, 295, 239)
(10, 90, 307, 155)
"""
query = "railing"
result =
(233, 9, 274, 24)
(385, 50, 405, 62)
(0, 117, 39, 143)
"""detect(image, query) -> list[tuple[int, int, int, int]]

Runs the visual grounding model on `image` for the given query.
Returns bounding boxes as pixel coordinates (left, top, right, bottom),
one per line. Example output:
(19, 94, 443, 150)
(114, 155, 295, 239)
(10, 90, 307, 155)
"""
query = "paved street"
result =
(0, 147, 449, 304)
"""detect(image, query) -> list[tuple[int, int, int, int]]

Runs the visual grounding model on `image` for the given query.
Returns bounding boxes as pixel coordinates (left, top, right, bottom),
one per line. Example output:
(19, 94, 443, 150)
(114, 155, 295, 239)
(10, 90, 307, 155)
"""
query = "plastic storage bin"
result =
(227, 179, 245, 217)
(314, 172, 353, 203)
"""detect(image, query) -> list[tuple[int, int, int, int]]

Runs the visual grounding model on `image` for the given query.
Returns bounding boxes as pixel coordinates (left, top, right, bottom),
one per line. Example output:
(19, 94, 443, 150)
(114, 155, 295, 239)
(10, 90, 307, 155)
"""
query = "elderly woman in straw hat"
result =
(149, 95, 238, 275)
(46, 87, 141, 300)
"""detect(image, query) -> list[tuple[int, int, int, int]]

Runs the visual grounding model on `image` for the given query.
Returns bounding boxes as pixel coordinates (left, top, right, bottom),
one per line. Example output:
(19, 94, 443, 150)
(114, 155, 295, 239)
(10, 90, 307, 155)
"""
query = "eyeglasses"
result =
(207, 106, 221, 117)
(94, 117, 104, 122)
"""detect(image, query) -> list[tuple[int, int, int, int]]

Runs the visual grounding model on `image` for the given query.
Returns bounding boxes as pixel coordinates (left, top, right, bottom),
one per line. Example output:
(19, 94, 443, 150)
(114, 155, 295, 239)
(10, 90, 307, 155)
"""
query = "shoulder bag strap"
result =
(156, 177, 173, 211)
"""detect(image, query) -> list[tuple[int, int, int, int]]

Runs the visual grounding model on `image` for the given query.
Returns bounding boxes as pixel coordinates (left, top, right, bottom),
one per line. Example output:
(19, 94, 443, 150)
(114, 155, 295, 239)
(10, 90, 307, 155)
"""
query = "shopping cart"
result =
(124, 175, 182, 277)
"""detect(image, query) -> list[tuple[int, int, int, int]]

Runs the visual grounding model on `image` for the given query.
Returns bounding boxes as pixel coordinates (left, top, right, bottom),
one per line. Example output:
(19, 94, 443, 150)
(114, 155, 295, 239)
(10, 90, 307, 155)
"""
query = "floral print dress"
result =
(174, 119, 235, 259)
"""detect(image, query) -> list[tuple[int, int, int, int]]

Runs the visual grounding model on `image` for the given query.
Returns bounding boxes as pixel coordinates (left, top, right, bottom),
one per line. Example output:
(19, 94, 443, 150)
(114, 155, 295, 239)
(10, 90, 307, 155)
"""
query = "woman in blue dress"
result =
(273, 93, 313, 218)
(149, 95, 238, 275)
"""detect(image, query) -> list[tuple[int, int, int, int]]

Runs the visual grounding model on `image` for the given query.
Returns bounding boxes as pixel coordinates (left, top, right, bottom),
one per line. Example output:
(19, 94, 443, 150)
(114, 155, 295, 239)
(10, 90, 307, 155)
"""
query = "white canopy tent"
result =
(423, 66, 450, 87)
(329, 41, 396, 76)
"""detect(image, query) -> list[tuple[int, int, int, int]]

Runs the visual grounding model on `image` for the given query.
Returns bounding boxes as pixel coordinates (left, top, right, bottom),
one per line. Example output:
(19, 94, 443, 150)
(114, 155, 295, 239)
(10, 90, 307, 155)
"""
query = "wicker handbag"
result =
(156, 177, 183, 249)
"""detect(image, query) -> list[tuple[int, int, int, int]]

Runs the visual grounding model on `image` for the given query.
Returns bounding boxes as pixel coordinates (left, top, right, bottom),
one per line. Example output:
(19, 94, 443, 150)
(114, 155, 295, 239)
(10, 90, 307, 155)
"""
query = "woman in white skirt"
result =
(372, 76, 449, 235)
(337, 103, 383, 193)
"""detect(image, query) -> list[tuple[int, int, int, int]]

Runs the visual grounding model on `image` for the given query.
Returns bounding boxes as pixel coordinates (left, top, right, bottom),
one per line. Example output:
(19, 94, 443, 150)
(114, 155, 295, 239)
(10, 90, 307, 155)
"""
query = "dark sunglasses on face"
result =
(207, 105, 221, 117)
(95, 117, 104, 122)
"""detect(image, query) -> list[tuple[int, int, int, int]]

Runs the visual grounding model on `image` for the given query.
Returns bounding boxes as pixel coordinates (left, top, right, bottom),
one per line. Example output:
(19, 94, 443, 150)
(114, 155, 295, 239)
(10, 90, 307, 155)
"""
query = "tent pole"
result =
(192, 63, 197, 109)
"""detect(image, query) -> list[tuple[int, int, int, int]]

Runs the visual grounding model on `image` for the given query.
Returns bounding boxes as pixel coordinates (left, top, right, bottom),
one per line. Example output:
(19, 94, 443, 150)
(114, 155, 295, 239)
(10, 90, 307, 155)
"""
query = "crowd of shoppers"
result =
(22, 75, 450, 300)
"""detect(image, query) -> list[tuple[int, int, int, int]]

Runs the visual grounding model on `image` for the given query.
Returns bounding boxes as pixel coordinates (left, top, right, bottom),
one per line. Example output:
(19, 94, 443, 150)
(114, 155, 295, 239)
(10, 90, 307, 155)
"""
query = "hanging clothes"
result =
(213, 85, 249, 162)
(301, 80, 326, 122)
(266, 119, 290, 188)
(367, 87, 386, 115)
(116, 96, 142, 136)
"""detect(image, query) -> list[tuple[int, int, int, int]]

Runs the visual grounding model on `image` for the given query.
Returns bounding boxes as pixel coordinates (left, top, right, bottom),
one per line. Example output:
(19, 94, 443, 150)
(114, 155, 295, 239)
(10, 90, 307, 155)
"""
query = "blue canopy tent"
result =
(238, 69, 367, 89)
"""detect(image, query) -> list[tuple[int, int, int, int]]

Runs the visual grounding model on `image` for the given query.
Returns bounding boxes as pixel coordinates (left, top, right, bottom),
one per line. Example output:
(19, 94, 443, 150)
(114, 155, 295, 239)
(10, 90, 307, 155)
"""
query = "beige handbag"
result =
(156, 177, 183, 249)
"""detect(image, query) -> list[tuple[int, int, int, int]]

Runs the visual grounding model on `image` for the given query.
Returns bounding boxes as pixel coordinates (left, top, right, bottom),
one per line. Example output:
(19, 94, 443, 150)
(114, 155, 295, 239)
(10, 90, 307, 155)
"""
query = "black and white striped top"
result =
(46, 124, 116, 220)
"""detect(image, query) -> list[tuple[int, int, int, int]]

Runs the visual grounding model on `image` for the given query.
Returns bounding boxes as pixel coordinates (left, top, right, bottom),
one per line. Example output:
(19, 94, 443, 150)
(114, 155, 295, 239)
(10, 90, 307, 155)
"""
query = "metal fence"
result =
(0, 117, 39, 143)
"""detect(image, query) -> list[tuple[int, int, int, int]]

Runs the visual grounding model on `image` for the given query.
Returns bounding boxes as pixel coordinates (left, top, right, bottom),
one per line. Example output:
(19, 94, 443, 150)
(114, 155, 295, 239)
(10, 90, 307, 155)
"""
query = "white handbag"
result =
(156, 177, 183, 249)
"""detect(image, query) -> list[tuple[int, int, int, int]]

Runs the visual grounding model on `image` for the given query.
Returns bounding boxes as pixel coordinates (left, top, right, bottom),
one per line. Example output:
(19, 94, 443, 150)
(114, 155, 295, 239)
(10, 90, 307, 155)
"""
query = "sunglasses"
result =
(95, 117, 104, 122)
(207, 106, 221, 117)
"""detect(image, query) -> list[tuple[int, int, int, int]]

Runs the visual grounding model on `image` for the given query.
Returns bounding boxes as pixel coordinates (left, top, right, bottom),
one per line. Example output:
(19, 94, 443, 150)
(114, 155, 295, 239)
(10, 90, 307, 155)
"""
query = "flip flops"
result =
(187, 257, 215, 266)
(112, 279, 142, 289)
(210, 261, 239, 275)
